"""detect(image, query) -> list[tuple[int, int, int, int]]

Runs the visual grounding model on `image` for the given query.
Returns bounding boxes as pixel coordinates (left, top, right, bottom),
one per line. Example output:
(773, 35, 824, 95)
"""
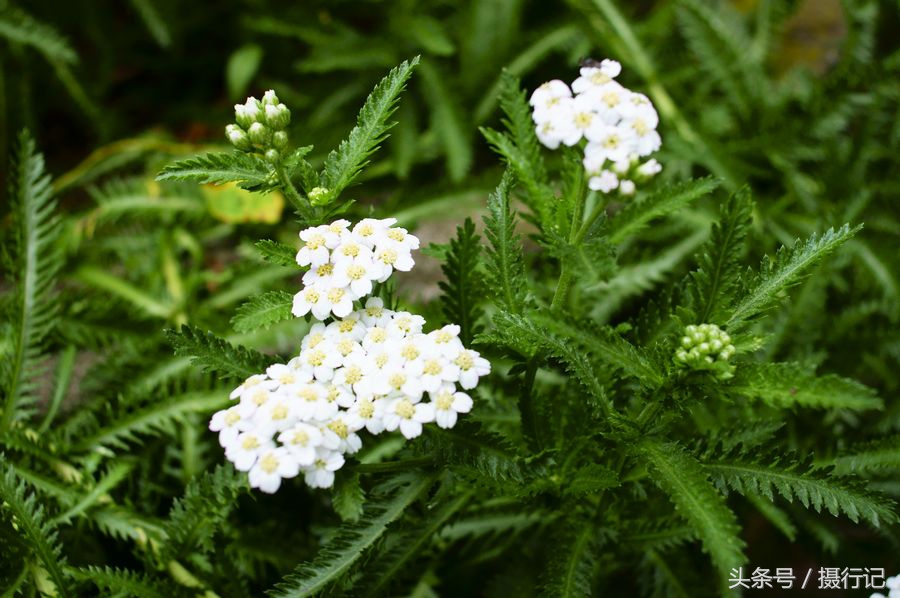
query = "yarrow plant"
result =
(530, 58, 662, 194)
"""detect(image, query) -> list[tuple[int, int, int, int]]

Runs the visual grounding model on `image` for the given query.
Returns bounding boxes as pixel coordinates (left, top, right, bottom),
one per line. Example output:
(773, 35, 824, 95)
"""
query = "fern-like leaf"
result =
(728, 362, 882, 411)
(156, 152, 275, 191)
(830, 436, 900, 475)
(231, 290, 294, 333)
(727, 224, 861, 329)
(1, 131, 63, 431)
(269, 473, 434, 597)
(705, 459, 896, 527)
(635, 439, 746, 583)
(166, 325, 271, 379)
(542, 522, 598, 597)
(607, 177, 719, 245)
(255, 239, 298, 267)
(438, 218, 482, 345)
(0, 463, 70, 597)
(319, 57, 420, 202)
(482, 172, 527, 314)
(688, 187, 752, 323)
(74, 566, 172, 598)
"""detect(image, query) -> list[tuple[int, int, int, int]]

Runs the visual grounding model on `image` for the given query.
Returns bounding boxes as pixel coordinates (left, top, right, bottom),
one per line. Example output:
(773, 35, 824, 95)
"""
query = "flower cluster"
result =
(674, 323, 736, 378)
(211, 217, 489, 493)
(872, 573, 900, 598)
(226, 90, 291, 163)
(292, 218, 419, 320)
(210, 300, 489, 492)
(530, 59, 662, 194)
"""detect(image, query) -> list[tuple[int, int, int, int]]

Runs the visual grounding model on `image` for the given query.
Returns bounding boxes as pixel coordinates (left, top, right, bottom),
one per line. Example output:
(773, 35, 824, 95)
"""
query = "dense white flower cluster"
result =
(530, 59, 662, 194)
(292, 218, 418, 320)
(210, 218, 490, 493)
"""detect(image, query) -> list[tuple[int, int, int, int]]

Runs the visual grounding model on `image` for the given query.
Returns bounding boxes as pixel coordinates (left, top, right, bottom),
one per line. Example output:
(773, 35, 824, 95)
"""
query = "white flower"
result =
(360, 297, 390, 327)
(378, 226, 420, 253)
(291, 382, 338, 421)
(619, 180, 636, 196)
(529, 79, 572, 119)
(571, 59, 622, 93)
(535, 112, 576, 150)
(388, 312, 426, 337)
(409, 355, 460, 394)
(292, 286, 329, 319)
(586, 126, 637, 164)
(278, 423, 323, 465)
(352, 218, 396, 248)
(373, 245, 415, 282)
(638, 158, 662, 177)
(430, 385, 473, 429)
(383, 397, 435, 439)
(428, 325, 464, 358)
(296, 228, 331, 267)
(332, 235, 374, 265)
(249, 448, 299, 493)
(332, 257, 379, 298)
(266, 363, 310, 389)
(229, 374, 273, 400)
(347, 397, 385, 434)
(209, 405, 251, 447)
(324, 413, 363, 454)
(303, 448, 345, 488)
(302, 262, 337, 287)
(226, 431, 273, 471)
(453, 349, 491, 389)
(589, 170, 620, 193)
(298, 346, 342, 381)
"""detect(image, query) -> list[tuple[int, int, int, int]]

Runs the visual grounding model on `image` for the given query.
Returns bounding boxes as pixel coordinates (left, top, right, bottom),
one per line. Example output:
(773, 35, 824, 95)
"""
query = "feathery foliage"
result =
(156, 152, 275, 191)
(438, 218, 483, 345)
(165, 325, 271, 379)
(232, 290, 294, 333)
(482, 172, 528, 314)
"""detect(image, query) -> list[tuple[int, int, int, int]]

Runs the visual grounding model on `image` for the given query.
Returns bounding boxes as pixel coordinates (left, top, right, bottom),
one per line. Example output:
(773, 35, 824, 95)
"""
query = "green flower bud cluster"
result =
(674, 323, 735, 373)
(226, 90, 291, 163)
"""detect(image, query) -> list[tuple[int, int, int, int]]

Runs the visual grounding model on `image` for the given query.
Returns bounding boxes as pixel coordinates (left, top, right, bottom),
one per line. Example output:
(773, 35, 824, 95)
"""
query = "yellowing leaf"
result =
(202, 182, 283, 224)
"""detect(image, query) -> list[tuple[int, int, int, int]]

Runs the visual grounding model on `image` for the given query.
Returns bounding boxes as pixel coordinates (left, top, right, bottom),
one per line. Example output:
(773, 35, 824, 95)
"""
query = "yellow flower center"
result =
(305, 234, 325, 250)
(396, 317, 412, 332)
(358, 400, 374, 418)
(455, 353, 474, 370)
(388, 373, 406, 390)
(435, 391, 454, 410)
(369, 328, 387, 343)
(327, 287, 345, 303)
(603, 134, 621, 150)
(347, 264, 365, 280)
(306, 350, 325, 367)
(291, 430, 309, 445)
(241, 436, 259, 450)
(395, 400, 415, 419)
(328, 420, 348, 439)
(252, 389, 269, 406)
(423, 359, 442, 376)
(435, 330, 452, 343)
(260, 453, 278, 473)
(315, 263, 334, 277)
(602, 90, 620, 107)
(387, 228, 405, 242)
(307, 333, 325, 348)
(344, 366, 363, 385)
(224, 410, 241, 426)
(591, 72, 611, 85)
(357, 223, 374, 237)
(278, 373, 295, 385)
(337, 338, 356, 356)
(375, 353, 389, 368)
(633, 118, 649, 136)
(271, 404, 288, 420)
(401, 344, 420, 361)
(339, 319, 357, 333)
(574, 112, 593, 128)
(366, 306, 383, 318)
(298, 387, 319, 402)
(378, 248, 397, 265)
(304, 289, 320, 303)
(341, 243, 360, 258)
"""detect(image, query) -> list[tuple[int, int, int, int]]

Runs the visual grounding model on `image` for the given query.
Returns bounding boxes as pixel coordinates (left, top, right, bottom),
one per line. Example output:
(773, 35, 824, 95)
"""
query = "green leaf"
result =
(269, 474, 433, 597)
(728, 363, 882, 411)
(165, 325, 271, 380)
(231, 290, 294, 333)
(420, 60, 472, 182)
(161, 464, 245, 561)
(607, 177, 720, 245)
(636, 440, 746, 583)
(320, 57, 420, 202)
(1, 131, 63, 431)
(332, 473, 365, 523)
(0, 4, 77, 63)
(438, 218, 482, 345)
(542, 522, 598, 597)
(156, 152, 275, 191)
(127, 0, 172, 48)
(483, 172, 528, 313)
(0, 464, 70, 597)
(226, 43, 263, 100)
(74, 566, 171, 598)
(688, 187, 753, 323)
(705, 459, 897, 527)
(830, 436, 900, 475)
(727, 224, 861, 329)
(255, 239, 298, 267)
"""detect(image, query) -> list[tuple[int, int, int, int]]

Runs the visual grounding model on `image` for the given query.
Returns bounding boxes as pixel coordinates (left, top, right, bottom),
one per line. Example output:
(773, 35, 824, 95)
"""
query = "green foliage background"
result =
(1, 0, 899, 595)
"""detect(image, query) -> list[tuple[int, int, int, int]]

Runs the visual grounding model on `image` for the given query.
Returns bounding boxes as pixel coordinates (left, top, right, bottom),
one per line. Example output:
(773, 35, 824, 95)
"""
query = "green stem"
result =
(277, 166, 316, 222)
(355, 457, 434, 474)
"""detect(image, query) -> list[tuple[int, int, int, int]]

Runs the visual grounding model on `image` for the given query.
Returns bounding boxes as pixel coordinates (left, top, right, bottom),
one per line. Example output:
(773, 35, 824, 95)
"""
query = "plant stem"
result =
(277, 166, 316, 223)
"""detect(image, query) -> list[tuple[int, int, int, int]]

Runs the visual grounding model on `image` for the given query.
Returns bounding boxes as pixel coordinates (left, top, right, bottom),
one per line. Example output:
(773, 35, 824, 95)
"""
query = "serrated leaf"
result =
(256, 239, 298, 267)
(232, 290, 294, 333)
(320, 57, 420, 202)
(482, 172, 527, 313)
(636, 440, 746, 582)
(156, 152, 274, 191)
(332, 473, 365, 523)
(727, 224, 861, 329)
(608, 177, 720, 245)
(729, 362, 882, 411)
(438, 218, 482, 345)
(165, 325, 271, 379)
(0, 4, 77, 63)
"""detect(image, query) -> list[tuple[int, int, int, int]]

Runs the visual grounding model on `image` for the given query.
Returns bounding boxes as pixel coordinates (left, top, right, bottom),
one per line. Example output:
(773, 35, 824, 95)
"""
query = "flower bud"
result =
(248, 122, 272, 146)
(673, 322, 736, 377)
(308, 187, 330, 206)
(637, 158, 662, 178)
(225, 124, 251, 151)
(619, 180, 636, 196)
(265, 103, 291, 130)
(264, 149, 281, 164)
(272, 130, 289, 150)
(235, 98, 262, 129)
(261, 89, 280, 106)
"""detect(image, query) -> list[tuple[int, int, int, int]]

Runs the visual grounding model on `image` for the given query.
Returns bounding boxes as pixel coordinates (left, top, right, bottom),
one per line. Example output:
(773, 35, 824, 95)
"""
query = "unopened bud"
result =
(264, 148, 281, 164)
(265, 103, 291, 130)
(272, 130, 289, 150)
(226, 124, 251, 151)
(261, 90, 280, 106)
(308, 186, 330, 206)
(248, 122, 271, 146)
(235, 98, 262, 129)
